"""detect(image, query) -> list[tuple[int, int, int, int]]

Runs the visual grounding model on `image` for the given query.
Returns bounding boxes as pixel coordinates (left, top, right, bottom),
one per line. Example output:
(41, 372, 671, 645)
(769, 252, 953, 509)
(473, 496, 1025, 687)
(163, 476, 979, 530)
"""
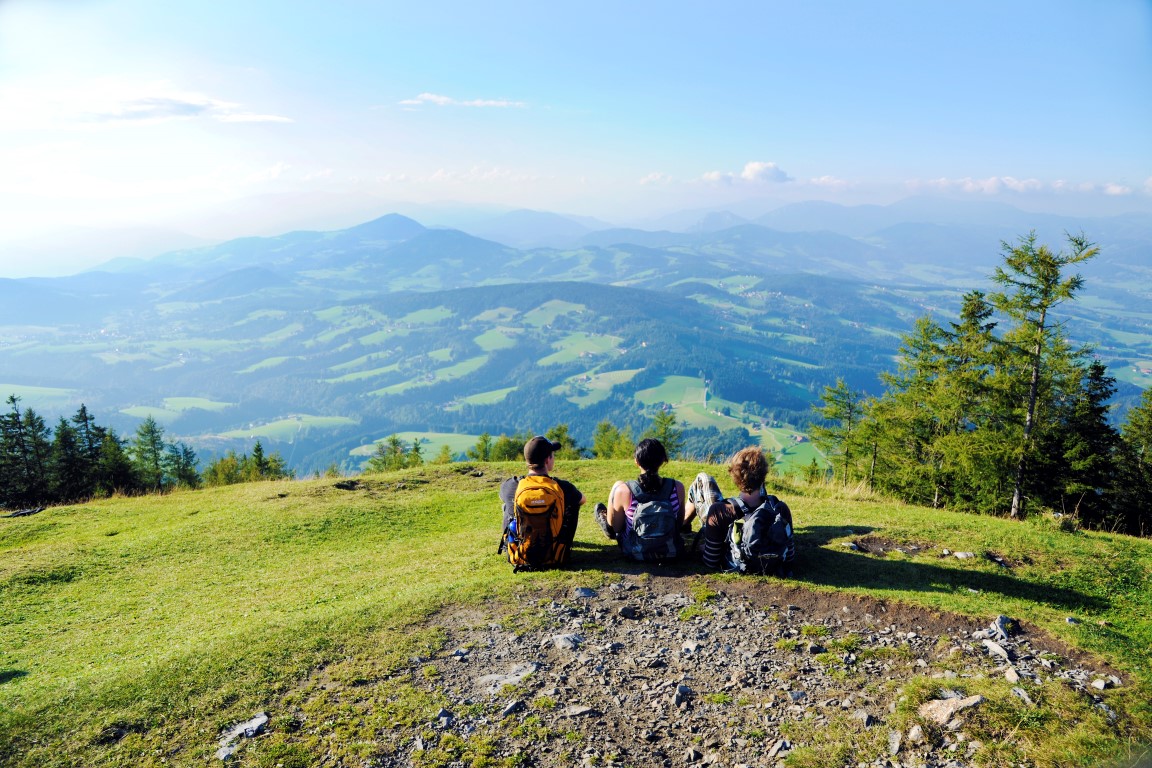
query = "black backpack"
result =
(622, 478, 682, 563)
(727, 490, 795, 576)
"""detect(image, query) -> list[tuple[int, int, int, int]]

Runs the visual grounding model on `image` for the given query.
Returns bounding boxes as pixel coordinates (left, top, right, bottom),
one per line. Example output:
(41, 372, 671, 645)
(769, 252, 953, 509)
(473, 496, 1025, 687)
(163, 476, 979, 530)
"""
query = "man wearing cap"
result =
(499, 436, 586, 565)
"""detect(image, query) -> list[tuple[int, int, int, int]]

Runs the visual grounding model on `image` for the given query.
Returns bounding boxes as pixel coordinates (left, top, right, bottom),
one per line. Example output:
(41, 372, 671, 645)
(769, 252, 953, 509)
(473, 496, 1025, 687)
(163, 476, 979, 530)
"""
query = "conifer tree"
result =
(645, 410, 683, 458)
(990, 232, 1098, 518)
(130, 417, 168, 491)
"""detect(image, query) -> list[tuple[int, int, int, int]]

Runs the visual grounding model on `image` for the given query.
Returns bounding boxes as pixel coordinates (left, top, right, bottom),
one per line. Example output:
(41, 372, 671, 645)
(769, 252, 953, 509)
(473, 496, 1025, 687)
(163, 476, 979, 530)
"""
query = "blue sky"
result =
(1, 0, 1150, 275)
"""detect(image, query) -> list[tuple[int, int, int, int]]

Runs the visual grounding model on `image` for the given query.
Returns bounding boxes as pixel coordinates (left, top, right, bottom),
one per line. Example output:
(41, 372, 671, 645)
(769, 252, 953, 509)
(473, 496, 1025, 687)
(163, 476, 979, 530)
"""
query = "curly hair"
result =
(727, 447, 769, 494)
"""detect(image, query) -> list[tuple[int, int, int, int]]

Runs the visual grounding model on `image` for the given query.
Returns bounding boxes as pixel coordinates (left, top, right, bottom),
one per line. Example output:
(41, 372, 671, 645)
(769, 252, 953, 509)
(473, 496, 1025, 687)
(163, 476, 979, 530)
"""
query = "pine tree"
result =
(546, 424, 582, 459)
(408, 439, 424, 467)
(96, 428, 138, 495)
(130, 417, 168, 491)
(467, 433, 493, 462)
(49, 417, 88, 502)
(645, 409, 684, 458)
(990, 232, 1098, 518)
(434, 444, 454, 464)
(811, 378, 867, 485)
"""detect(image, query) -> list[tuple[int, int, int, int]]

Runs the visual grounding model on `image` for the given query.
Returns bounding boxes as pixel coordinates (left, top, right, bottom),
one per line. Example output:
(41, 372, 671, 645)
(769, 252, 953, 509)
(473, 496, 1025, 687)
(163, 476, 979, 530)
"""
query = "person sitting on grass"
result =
(593, 438, 690, 562)
(498, 436, 585, 570)
(687, 446, 796, 576)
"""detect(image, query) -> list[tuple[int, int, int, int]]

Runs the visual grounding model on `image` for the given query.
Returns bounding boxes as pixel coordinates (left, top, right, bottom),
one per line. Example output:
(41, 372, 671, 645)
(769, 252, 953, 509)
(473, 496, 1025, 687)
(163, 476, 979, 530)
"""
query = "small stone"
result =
(954, 551, 976, 560)
(1091, 679, 1109, 691)
(1066, 616, 1081, 624)
(1011, 687, 1035, 706)
(500, 700, 525, 717)
(573, 587, 597, 599)
(852, 709, 876, 727)
(766, 740, 790, 758)
(990, 615, 1014, 641)
(1005, 668, 1021, 683)
(619, 605, 640, 620)
(982, 639, 1012, 661)
(888, 730, 902, 755)
(686, 748, 703, 763)
(918, 695, 985, 725)
(561, 705, 598, 717)
(552, 633, 584, 650)
(907, 724, 925, 745)
(434, 708, 454, 720)
(788, 690, 806, 703)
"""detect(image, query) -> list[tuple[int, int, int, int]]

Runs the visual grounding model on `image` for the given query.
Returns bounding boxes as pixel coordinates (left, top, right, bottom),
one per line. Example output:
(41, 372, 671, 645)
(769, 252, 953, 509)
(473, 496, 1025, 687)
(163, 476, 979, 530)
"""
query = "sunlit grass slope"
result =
(2, 461, 1150, 767)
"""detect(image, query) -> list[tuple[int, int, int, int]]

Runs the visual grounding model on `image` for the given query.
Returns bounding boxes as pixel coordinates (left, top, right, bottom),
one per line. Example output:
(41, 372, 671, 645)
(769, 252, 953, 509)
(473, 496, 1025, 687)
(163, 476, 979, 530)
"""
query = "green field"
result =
(119, 398, 235, 426)
(446, 387, 516, 410)
(536, 332, 623, 366)
(237, 356, 299, 374)
(399, 306, 454, 325)
(550, 368, 641, 406)
(472, 328, 519, 351)
(523, 300, 585, 327)
(0, 383, 77, 410)
(632, 375, 827, 473)
(371, 355, 489, 396)
(219, 415, 358, 440)
(348, 431, 480, 461)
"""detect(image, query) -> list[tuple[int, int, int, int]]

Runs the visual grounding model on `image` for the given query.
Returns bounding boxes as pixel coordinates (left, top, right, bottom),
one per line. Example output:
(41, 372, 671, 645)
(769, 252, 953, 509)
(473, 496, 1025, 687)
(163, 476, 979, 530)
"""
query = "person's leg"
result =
(686, 472, 723, 521)
(595, 481, 629, 540)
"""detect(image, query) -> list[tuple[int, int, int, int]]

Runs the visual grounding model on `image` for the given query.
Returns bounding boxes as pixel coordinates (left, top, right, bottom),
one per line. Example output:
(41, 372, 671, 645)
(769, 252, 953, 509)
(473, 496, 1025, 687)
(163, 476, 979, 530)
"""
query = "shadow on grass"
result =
(797, 525, 1106, 613)
(567, 526, 1105, 614)
(0, 670, 28, 685)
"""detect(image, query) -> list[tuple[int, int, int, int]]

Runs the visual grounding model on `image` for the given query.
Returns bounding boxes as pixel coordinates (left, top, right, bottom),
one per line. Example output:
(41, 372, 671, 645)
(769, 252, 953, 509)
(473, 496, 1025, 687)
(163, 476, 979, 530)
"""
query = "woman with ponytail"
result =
(594, 438, 690, 557)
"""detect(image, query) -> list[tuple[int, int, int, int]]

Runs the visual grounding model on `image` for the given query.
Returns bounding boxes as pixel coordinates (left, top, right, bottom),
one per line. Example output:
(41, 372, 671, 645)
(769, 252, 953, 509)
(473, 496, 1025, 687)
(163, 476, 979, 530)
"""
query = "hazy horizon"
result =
(2, 0, 1150, 277)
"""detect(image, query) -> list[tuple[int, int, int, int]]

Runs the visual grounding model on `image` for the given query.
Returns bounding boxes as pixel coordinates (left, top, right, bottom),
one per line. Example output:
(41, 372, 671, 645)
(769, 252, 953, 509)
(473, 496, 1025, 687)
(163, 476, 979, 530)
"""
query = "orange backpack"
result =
(501, 475, 568, 571)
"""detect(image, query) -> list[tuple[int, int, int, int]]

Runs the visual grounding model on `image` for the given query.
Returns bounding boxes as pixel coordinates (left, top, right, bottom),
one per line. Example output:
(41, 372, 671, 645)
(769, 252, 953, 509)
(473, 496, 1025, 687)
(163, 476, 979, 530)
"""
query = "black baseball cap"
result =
(524, 435, 561, 466)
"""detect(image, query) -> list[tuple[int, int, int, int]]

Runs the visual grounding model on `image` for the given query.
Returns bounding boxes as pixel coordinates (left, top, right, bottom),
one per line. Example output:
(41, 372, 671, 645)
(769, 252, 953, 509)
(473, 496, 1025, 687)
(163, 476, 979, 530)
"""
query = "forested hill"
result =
(1, 203, 1149, 477)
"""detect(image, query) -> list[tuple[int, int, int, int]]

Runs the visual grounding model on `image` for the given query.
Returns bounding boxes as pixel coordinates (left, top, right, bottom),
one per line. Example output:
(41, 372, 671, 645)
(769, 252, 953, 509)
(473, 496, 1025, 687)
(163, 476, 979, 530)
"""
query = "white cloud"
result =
(740, 161, 791, 183)
(807, 175, 851, 190)
(702, 161, 792, 186)
(399, 92, 526, 109)
(0, 80, 292, 129)
(639, 172, 672, 185)
(1103, 182, 1132, 196)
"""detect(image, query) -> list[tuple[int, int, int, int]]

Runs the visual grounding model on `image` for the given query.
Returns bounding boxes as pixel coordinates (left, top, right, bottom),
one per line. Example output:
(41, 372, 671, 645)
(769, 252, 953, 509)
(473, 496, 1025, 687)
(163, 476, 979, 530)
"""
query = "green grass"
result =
(536, 333, 623, 366)
(237, 356, 299, 374)
(348, 432, 479, 460)
(549, 368, 640, 407)
(473, 328, 519, 352)
(219, 415, 359, 440)
(445, 387, 516, 410)
(2, 460, 1151, 767)
(522, 300, 585, 327)
(0, 383, 77, 410)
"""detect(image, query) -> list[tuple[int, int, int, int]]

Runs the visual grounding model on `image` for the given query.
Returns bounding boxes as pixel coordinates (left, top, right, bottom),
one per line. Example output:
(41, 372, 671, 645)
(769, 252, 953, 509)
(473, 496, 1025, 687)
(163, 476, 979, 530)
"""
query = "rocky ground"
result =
(368, 574, 1125, 768)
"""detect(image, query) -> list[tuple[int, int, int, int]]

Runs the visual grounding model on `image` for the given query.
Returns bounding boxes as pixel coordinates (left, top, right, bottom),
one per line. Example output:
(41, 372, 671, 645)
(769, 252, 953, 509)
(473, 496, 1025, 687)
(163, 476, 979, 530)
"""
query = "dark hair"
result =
(634, 438, 668, 493)
(728, 447, 769, 494)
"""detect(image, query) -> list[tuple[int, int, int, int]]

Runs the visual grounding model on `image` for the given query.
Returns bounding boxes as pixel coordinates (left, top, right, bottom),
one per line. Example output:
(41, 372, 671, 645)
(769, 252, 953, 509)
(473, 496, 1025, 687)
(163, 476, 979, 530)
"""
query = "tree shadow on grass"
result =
(0, 670, 28, 685)
(567, 526, 1106, 615)
(796, 525, 1107, 614)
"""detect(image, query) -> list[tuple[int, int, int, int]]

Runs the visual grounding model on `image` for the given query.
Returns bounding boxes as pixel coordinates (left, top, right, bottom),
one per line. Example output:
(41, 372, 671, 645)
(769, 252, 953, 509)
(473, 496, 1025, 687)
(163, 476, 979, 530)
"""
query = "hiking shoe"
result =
(688, 472, 723, 510)
(593, 502, 615, 540)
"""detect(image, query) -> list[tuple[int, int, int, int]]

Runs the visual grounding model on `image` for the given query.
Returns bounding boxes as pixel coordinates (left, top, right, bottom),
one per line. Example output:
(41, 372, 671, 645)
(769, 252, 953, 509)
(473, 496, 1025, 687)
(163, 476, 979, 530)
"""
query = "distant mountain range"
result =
(2, 197, 1148, 473)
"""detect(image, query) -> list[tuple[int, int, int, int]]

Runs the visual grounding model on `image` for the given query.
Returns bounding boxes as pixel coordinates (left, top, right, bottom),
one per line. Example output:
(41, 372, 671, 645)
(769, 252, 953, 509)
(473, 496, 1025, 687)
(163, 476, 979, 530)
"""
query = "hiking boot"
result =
(593, 502, 615, 540)
(688, 472, 723, 511)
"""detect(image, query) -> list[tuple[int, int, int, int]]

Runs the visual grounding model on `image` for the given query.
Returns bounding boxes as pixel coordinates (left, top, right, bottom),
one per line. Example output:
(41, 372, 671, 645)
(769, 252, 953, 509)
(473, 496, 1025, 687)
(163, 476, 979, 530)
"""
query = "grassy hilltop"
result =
(2, 461, 1151, 767)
